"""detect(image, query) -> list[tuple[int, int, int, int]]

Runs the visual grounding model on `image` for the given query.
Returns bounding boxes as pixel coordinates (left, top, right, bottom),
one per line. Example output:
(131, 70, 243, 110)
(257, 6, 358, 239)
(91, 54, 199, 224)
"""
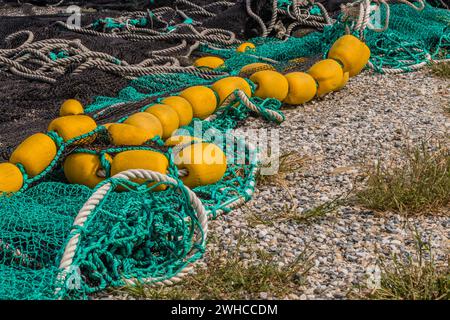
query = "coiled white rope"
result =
(0, 30, 227, 83)
(55, 168, 209, 295)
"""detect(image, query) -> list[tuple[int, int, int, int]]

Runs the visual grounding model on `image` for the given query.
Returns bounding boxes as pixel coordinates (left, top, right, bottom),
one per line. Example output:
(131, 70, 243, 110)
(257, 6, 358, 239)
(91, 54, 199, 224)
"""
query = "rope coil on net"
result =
(0, 30, 228, 83)
(54, 168, 208, 297)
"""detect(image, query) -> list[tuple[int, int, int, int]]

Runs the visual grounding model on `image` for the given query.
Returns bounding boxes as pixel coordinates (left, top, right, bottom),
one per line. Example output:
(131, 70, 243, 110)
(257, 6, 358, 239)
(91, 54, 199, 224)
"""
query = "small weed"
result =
(430, 61, 450, 79)
(351, 229, 449, 300)
(116, 237, 314, 300)
(356, 144, 450, 215)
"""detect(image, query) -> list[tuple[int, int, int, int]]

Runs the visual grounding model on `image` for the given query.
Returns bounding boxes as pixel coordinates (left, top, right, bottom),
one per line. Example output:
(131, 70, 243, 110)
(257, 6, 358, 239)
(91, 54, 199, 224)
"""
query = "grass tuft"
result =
(247, 192, 349, 227)
(356, 144, 450, 215)
(117, 237, 313, 300)
(351, 229, 449, 300)
(257, 151, 309, 187)
(430, 61, 450, 79)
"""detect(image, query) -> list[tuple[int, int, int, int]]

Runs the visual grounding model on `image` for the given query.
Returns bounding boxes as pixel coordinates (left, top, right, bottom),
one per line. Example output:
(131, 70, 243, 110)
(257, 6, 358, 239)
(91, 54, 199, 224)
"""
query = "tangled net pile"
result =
(0, 0, 449, 300)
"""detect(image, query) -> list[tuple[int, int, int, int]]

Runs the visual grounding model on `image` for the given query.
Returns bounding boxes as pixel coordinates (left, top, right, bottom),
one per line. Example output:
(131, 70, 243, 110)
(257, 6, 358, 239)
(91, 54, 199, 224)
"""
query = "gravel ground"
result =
(205, 70, 449, 300)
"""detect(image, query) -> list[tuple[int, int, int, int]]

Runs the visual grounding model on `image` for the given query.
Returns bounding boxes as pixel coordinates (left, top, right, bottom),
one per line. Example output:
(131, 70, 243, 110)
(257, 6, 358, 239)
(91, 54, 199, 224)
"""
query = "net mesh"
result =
(0, 1, 449, 300)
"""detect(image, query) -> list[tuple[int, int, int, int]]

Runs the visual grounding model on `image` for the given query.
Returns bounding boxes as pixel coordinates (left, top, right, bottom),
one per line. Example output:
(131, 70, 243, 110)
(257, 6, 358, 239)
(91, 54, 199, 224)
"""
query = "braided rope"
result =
(234, 90, 285, 123)
(0, 29, 228, 83)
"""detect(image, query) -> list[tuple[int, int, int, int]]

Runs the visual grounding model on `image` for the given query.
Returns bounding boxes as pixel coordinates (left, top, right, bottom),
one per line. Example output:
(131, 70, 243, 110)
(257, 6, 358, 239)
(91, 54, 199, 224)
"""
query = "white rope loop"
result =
(55, 169, 209, 294)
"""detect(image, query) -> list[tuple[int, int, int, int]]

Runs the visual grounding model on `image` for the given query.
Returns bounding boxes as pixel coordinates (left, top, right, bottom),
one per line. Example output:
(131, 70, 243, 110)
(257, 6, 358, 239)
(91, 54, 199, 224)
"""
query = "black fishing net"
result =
(0, 2, 227, 145)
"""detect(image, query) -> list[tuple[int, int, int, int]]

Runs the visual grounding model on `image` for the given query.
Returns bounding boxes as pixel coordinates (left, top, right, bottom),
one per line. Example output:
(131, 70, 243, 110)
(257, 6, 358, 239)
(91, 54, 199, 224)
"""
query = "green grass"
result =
(247, 192, 349, 227)
(257, 151, 309, 188)
(430, 61, 450, 79)
(351, 229, 449, 300)
(356, 144, 450, 215)
(116, 237, 314, 300)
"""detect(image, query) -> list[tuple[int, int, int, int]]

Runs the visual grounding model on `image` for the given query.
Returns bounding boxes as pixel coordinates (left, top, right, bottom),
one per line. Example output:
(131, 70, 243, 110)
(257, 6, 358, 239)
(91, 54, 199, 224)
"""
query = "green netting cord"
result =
(92, 17, 148, 31)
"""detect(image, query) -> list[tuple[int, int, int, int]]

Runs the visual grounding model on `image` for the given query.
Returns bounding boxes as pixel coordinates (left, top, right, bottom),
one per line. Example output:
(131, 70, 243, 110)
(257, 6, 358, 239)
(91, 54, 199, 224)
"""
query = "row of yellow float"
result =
(0, 35, 370, 194)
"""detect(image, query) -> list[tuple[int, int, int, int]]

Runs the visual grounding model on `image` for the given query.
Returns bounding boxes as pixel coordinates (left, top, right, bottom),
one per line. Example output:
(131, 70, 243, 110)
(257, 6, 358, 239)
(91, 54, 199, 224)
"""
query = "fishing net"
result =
(0, 0, 449, 300)
(0, 119, 257, 299)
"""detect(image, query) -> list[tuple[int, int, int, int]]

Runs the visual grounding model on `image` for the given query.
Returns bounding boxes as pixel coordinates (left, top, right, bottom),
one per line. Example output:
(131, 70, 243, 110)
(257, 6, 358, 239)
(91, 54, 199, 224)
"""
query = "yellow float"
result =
(211, 77, 252, 105)
(307, 59, 344, 97)
(328, 34, 371, 77)
(124, 112, 163, 139)
(63, 153, 112, 189)
(236, 42, 255, 53)
(48, 115, 97, 142)
(174, 142, 227, 188)
(111, 150, 169, 190)
(239, 63, 275, 76)
(179, 86, 218, 120)
(0, 163, 24, 193)
(165, 135, 202, 147)
(283, 72, 317, 105)
(59, 99, 84, 116)
(193, 56, 225, 69)
(9, 133, 57, 177)
(161, 96, 194, 127)
(250, 70, 289, 101)
(108, 123, 153, 146)
(144, 104, 180, 139)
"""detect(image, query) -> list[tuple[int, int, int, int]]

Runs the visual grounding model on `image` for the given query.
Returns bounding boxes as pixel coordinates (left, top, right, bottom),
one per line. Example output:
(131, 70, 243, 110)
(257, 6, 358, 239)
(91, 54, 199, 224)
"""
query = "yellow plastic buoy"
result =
(108, 123, 153, 146)
(336, 72, 350, 91)
(283, 72, 317, 105)
(236, 42, 255, 53)
(48, 115, 97, 142)
(174, 143, 227, 188)
(239, 63, 275, 76)
(193, 56, 225, 69)
(328, 34, 371, 77)
(250, 70, 289, 101)
(124, 112, 163, 139)
(161, 96, 194, 127)
(165, 135, 202, 147)
(63, 153, 112, 189)
(211, 77, 252, 105)
(0, 163, 23, 193)
(59, 99, 84, 116)
(179, 86, 218, 120)
(144, 104, 180, 139)
(111, 150, 169, 190)
(9, 133, 57, 177)
(307, 59, 344, 97)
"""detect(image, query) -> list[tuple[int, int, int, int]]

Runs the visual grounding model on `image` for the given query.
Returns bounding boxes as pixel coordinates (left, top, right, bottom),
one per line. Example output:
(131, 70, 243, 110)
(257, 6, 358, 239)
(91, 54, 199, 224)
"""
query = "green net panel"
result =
(0, 119, 257, 299)
(199, 3, 450, 74)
